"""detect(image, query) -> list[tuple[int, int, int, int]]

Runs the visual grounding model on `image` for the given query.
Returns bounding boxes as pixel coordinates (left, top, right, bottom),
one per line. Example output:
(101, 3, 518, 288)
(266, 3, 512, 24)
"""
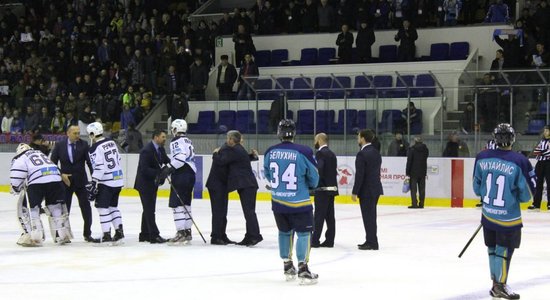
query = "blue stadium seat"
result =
(290, 77, 313, 99)
(393, 75, 415, 98)
(379, 45, 397, 62)
(314, 76, 333, 99)
(271, 49, 289, 66)
(254, 50, 271, 67)
(315, 110, 335, 133)
(357, 110, 377, 130)
(429, 43, 450, 61)
(526, 119, 545, 135)
(255, 78, 277, 100)
(414, 74, 436, 97)
(330, 109, 358, 134)
(370, 75, 393, 98)
(296, 109, 314, 134)
(378, 109, 402, 133)
(353, 75, 373, 98)
(218, 110, 236, 131)
(449, 42, 470, 60)
(188, 111, 217, 134)
(258, 110, 271, 133)
(318, 47, 336, 65)
(332, 76, 351, 99)
(300, 48, 318, 65)
(236, 110, 255, 133)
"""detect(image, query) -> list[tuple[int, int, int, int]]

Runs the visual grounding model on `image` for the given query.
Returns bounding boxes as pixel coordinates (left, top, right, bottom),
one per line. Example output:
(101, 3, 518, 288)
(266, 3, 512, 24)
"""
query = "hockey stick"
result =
(458, 223, 482, 258)
(154, 155, 207, 244)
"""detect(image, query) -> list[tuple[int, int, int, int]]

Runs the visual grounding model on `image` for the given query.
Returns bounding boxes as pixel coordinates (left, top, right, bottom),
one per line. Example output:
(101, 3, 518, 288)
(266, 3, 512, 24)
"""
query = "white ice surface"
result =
(1, 193, 550, 300)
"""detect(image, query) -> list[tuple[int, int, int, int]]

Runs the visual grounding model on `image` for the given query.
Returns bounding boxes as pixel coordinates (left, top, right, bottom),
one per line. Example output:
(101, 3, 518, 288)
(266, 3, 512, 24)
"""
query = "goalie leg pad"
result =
(29, 206, 45, 244)
(17, 192, 31, 234)
(46, 204, 72, 244)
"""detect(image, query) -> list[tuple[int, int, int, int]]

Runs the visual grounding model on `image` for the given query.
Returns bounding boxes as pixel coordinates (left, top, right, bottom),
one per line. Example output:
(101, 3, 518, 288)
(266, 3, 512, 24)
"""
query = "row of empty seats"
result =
(253, 42, 469, 67)
(188, 109, 422, 134)
(254, 74, 436, 100)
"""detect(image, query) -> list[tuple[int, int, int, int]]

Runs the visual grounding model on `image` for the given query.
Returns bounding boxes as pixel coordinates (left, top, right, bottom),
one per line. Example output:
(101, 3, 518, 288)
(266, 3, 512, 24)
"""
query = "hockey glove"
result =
(86, 181, 99, 202)
(155, 164, 174, 186)
(10, 185, 22, 195)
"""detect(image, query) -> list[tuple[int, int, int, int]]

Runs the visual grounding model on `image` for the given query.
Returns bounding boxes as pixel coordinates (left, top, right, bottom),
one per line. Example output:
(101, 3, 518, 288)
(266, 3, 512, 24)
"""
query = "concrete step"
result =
(443, 120, 460, 130)
(154, 121, 167, 130)
(447, 111, 464, 121)
(161, 113, 169, 121)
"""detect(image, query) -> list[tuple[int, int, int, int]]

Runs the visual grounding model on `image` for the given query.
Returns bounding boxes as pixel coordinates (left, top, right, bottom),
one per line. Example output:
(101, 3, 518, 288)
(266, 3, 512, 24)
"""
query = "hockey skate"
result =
(112, 225, 125, 246)
(100, 231, 114, 246)
(298, 262, 318, 285)
(55, 230, 71, 245)
(284, 260, 297, 281)
(490, 283, 520, 299)
(17, 233, 42, 247)
(167, 230, 190, 245)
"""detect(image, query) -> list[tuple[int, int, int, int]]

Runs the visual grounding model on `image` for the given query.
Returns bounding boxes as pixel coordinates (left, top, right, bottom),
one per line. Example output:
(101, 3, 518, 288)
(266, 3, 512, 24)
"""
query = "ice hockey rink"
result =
(1, 194, 549, 300)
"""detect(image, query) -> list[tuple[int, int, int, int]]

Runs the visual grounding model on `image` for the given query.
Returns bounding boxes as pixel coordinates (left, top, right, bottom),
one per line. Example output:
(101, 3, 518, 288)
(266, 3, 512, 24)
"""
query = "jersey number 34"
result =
(269, 162, 297, 190)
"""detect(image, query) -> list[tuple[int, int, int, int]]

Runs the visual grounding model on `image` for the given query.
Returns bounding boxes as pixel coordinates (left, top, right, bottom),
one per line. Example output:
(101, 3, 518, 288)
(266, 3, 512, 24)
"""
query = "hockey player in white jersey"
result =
(157, 119, 196, 244)
(10, 143, 72, 246)
(86, 122, 125, 244)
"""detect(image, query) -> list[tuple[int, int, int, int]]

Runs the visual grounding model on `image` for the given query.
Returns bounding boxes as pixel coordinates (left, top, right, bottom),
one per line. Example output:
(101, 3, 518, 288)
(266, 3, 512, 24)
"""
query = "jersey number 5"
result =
(269, 162, 297, 190)
(482, 173, 505, 207)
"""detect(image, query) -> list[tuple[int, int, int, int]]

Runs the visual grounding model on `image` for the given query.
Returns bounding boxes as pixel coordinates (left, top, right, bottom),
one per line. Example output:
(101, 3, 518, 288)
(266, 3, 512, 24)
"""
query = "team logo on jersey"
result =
(337, 165, 354, 187)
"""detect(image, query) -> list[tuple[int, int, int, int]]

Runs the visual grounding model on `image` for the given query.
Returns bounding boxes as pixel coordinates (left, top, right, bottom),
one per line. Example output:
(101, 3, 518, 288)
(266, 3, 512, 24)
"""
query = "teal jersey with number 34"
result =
(473, 149, 535, 231)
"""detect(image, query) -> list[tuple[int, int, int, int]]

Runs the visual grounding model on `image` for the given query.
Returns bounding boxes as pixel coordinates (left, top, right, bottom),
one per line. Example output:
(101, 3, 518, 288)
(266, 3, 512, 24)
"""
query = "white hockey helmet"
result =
(16, 143, 32, 156)
(171, 119, 187, 135)
(87, 122, 104, 137)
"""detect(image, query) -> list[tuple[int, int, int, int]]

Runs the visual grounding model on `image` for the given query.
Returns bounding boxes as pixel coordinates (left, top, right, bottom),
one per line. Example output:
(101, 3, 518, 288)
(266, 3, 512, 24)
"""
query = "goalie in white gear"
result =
(86, 122, 125, 244)
(10, 143, 72, 246)
(157, 119, 196, 244)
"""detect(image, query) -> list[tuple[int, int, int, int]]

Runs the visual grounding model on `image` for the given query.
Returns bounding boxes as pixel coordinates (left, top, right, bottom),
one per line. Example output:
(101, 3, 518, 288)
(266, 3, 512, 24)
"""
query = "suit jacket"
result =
(50, 138, 92, 188)
(352, 144, 383, 198)
(315, 146, 338, 196)
(216, 64, 238, 87)
(215, 143, 258, 192)
(134, 141, 170, 192)
(206, 144, 230, 189)
(406, 142, 429, 178)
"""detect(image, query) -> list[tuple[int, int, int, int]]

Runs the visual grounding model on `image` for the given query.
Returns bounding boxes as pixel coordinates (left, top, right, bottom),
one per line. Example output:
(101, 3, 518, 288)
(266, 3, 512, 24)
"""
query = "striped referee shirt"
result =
(534, 138, 550, 161)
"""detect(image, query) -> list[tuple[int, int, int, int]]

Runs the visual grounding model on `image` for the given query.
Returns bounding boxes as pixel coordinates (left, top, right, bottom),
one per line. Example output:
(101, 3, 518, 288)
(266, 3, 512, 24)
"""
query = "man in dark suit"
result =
(214, 130, 263, 246)
(335, 24, 354, 64)
(406, 136, 429, 209)
(311, 133, 338, 248)
(216, 55, 238, 100)
(134, 129, 170, 243)
(50, 124, 99, 243)
(207, 142, 236, 245)
(352, 129, 383, 250)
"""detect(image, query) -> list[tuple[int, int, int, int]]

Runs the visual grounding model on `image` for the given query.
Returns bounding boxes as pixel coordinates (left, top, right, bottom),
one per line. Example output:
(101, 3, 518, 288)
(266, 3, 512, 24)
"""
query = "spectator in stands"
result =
(493, 31, 524, 69)
(387, 132, 409, 156)
(318, 0, 336, 32)
(164, 65, 179, 94)
(442, 131, 470, 157)
(460, 102, 476, 134)
(336, 24, 354, 64)
(356, 20, 376, 63)
(372, 0, 391, 29)
(269, 97, 287, 133)
(50, 108, 65, 134)
(283, 1, 302, 34)
(530, 42, 550, 68)
(218, 13, 234, 35)
(123, 122, 143, 153)
(1, 109, 13, 133)
(10, 109, 24, 134)
(237, 54, 259, 100)
(38, 106, 52, 133)
(189, 56, 209, 101)
(302, 0, 318, 33)
(122, 85, 136, 107)
(394, 20, 418, 62)
(401, 101, 421, 133)
(171, 93, 190, 121)
(63, 111, 77, 133)
(127, 50, 145, 86)
(24, 106, 39, 134)
(258, 1, 276, 35)
(233, 24, 255, 67)
(443, 0, 461, 26)
(121, 104, 136, 131)
(484, 0, 510, 23)
(490, 49, 505, 81)
(336, 0, 355, 30)
(478, 73, 499, 132)
(29, 133, 53, 156)
(217, 55, 238, 101)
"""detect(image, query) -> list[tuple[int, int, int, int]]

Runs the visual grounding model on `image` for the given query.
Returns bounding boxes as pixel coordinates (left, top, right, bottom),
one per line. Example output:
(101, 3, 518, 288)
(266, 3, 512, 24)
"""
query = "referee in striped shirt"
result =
(530, 125, 550, 210)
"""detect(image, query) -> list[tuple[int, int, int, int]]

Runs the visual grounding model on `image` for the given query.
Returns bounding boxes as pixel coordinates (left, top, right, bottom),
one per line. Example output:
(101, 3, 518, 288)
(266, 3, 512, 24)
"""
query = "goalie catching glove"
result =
(86, 180, 98, 201)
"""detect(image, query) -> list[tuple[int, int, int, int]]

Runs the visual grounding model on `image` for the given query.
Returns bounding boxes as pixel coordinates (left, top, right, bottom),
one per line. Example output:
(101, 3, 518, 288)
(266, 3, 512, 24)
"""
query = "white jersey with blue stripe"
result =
(169, 135, 196, 173)
(10, 149, 61, 190)
(88, 138, 124, 187)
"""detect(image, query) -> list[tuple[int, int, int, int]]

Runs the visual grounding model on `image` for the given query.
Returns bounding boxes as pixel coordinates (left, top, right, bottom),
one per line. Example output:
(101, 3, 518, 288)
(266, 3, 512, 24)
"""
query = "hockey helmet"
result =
(171, 119, 188, 135)
(15, 143, 32, 156)
(277, 119, 296, 140)
(87, 122, 104, 137)
(493, 123, 515, 148)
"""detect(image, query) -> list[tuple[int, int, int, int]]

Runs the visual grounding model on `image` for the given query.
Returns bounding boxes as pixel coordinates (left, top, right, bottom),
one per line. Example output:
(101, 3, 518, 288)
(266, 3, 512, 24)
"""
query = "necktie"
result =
(70, 143, 76, 163)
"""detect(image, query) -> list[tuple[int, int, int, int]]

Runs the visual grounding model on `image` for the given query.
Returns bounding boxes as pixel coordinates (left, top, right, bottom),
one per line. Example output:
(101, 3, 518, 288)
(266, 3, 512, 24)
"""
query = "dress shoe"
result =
(211, 237, 228, 245)
(310, 241, 321, 248)
(320, 241, 334, 248)
(84, 235, 100, 243)
(150, 236, 167, 244)
(222, 237, 236, 244)
(358, 242, 379, 250)
(138, 234, 150, 242)
(408, 205, 419, 209)
(237, 236, 263, 246)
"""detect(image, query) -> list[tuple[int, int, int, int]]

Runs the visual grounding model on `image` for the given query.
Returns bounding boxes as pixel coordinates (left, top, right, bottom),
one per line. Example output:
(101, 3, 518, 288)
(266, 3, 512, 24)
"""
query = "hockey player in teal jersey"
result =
(264, 119, 320, 285)
(473, 123, 536, 299)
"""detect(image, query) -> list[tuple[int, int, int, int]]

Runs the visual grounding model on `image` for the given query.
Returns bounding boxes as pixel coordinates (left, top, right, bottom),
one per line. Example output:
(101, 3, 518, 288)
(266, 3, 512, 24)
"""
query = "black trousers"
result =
(359, 193, 379, 246)
(312, 192, 335, 244)
(218, 85, 234, 100)
(238, 187, 261, 239)
(209, 185, 229, 239)
(410, 176, 426, 207)
(138, 186, 160, 239)
(533, 160, 550, 207)
(65, 184, 93, 237)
